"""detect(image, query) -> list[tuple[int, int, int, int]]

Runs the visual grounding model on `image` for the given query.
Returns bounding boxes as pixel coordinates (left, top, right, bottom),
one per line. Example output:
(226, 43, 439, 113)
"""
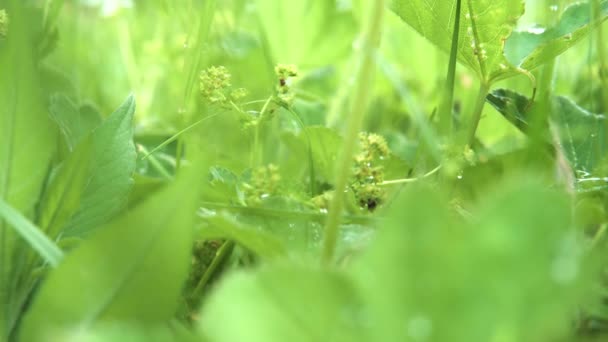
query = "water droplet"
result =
(456, 174, 463, 180)
(549, 4, 559, 12)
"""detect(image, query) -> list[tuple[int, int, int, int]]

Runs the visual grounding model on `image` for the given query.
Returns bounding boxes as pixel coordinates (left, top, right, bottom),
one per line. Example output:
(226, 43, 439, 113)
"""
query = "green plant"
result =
(1, 0, 608, 341)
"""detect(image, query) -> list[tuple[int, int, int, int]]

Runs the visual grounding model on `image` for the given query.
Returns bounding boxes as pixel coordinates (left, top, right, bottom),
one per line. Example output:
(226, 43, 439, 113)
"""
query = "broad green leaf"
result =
(199, 264, 365, 342)
(38, 136, 93, 238)
(390, 0, 525, 83)
(255, 0, 356, 67)
(486, 88, 534, 134)
(0, 4, 58, 338)
(198, 213, 287, 260)
(49, 94, 102, 150)
(552, 96, 606, 174)
(19, 160, 204, 342)
(505, 1, 608, 71)
(487, 89, 606, 174)
(352, 182, 585, 341)
(62, 95, 137, 237)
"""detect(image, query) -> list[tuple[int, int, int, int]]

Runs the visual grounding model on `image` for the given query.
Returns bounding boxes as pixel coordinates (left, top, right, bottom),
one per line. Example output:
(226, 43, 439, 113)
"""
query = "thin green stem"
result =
(0, 199, 63, 268)
(251, 123, 260, 168)
(137, 144, 173, 180)
(191, 241, 234, 299)
(467, 82, 490, 146)
(322, 0, 385, 264)
(249, 96, 274, 168)
(380, 165, 442, 186)
(592, 223, 608, 248)
(142, 112, 221, 160)
(439, 0, 462, 137)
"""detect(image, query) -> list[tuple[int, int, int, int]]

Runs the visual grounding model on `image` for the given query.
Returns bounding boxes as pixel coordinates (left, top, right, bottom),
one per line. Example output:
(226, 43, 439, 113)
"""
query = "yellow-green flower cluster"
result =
(311, 190, 334, 210)
(352, 132, 390, 211)
(200, 66, 248, 106)
(244, 164, 281, 205)
(443, 143, 477, 177)
(274, 64, 298, 106)
(0, 9, 8, 38)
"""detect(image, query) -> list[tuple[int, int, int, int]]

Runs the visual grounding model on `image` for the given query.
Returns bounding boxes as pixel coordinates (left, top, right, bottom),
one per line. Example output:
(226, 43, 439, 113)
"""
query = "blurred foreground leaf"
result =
(199, 264, 365, 342)
(351, 182, 586, 341)
(19, 160, 204, 341)
(0, 4, 58, 338)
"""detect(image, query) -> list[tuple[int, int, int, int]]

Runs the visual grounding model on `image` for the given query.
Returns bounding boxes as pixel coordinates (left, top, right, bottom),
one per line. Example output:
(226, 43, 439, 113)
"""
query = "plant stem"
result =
(250, 96, 273, 168)
(191, 241, 234, 299)
(142, 112, 221, 160)
(439, 0, 462, 137)
(467, 81, 490, 146)
(321, 0, 385, 264)
(137, 144, 173, 180)
(251, 123, 260, 168)
(592, 223, 608, 248)
(380, 165, 442, 186)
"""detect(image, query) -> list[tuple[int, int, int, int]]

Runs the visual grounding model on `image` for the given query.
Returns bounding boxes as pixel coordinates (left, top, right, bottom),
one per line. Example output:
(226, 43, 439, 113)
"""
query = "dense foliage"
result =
(1, 0, 608, 341)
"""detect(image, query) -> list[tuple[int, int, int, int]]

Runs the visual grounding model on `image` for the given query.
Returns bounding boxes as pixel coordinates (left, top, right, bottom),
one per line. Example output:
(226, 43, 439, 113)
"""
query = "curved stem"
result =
(321, 0, 385, 264)
(467, 81, 490, 146)
(380, 165, 442, 186)
(142, 112, 221, 160)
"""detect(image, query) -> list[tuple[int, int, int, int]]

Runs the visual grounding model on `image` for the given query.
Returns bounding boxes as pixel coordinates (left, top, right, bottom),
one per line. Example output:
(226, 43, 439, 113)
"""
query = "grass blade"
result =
(0, 198, 63, 267)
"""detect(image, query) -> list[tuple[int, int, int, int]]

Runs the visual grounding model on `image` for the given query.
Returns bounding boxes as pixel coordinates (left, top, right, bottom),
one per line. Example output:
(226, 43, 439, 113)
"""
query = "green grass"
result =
(0, 0, 608, 341)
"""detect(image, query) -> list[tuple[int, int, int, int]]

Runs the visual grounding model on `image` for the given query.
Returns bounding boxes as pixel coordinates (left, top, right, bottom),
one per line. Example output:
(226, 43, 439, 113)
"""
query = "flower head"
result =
(200, 66, 232, 104)
(274, 64, 299, 106)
